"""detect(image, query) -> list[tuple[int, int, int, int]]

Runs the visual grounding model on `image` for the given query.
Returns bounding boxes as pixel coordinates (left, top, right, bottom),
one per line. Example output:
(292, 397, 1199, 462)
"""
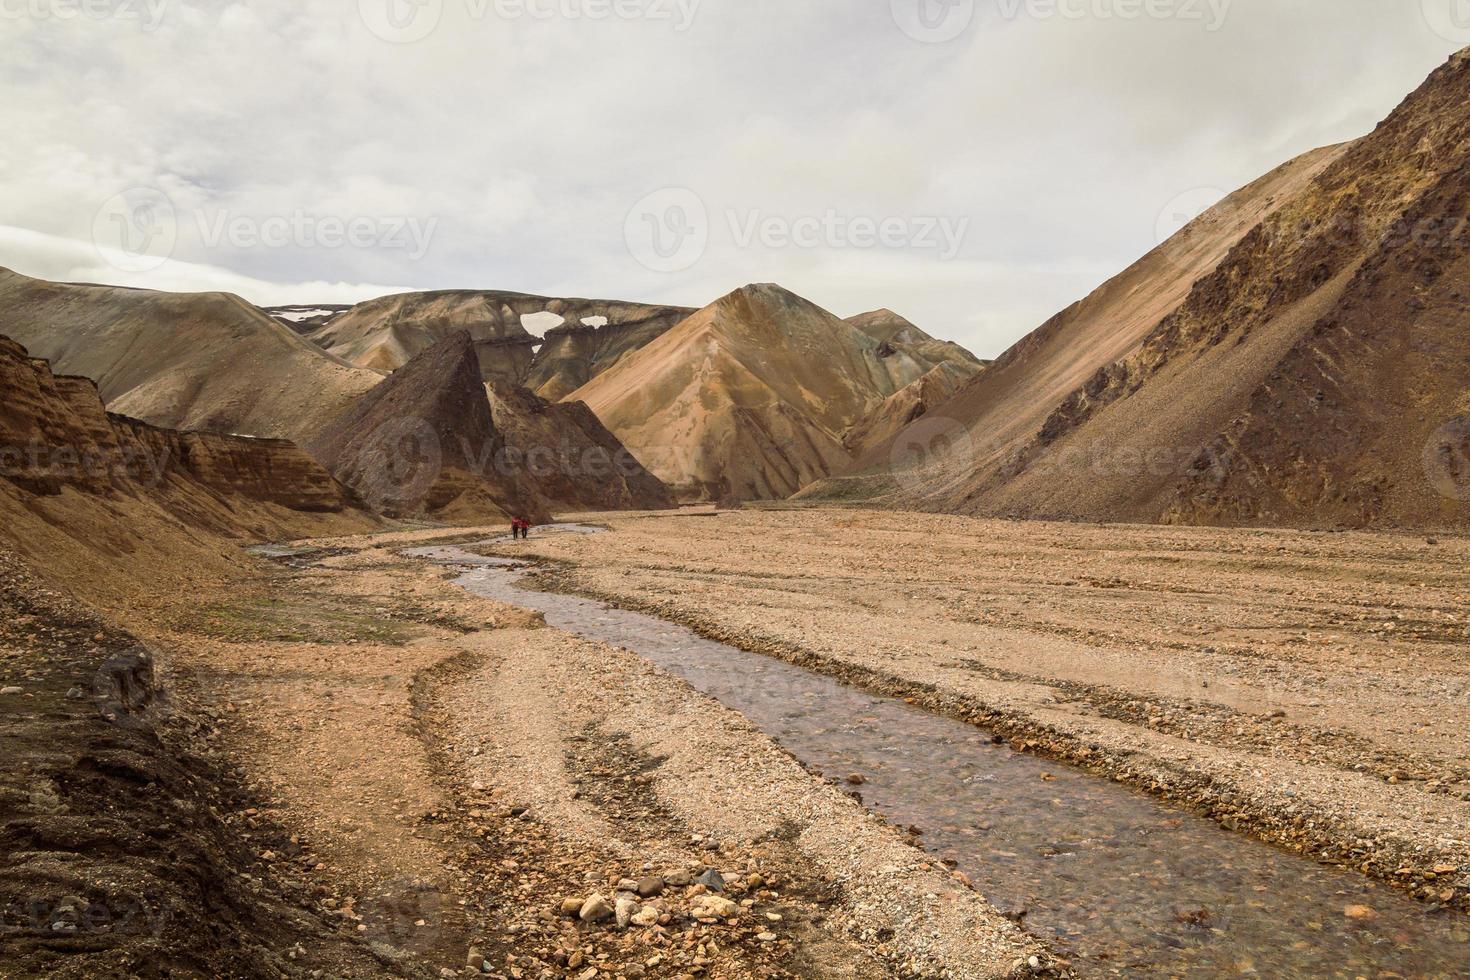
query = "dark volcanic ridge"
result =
(307, 331, 538, 522)
(1, 334, 367, 525)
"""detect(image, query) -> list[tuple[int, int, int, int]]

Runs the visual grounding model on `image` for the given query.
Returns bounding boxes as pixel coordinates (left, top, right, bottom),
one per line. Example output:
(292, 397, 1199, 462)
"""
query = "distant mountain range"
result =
(5, 50, 1469, 531)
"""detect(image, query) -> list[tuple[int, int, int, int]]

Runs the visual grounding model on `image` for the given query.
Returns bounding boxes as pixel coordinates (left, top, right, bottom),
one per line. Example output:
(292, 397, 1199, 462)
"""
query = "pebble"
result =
(614, 895, 640, 929)
(692, 895, 739, 920)
(696, 869, 726, 893)
(578, 893, 613, 923)
(635, 875, 665, 897)
(0, 686, 22, 695)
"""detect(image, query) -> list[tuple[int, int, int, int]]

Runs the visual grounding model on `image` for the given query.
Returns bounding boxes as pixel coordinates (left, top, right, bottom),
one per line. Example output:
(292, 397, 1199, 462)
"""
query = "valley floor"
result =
(90, 519, 1038, 978)
(516, 509, 1470, 912)
(6, 508, 1467, 978)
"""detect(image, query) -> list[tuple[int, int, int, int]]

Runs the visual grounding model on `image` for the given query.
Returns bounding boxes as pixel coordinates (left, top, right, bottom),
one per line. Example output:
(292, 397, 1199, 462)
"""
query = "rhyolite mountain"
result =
(570, 284, 985, 501)
(297, 289, 697, 400)
(802, 48, 1470, 532)
(842, 361, 986, 460)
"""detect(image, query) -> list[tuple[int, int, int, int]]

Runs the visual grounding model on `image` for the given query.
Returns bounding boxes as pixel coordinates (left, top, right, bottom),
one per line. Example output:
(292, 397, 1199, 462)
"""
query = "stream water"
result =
(406, 529, 1470, 978)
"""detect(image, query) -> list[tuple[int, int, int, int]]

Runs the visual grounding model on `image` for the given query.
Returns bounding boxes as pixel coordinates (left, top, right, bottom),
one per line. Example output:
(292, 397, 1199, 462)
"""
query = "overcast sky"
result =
(1, 0, 1465, 356)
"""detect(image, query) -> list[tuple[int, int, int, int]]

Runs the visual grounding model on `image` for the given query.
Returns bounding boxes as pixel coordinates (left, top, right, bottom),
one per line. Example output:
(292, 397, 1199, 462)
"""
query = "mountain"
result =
(803, 48, 1470, 531)
(307, 331, 540, 521)
(262, 304, 353, 333)
(0, 271, 674, 518)
(298, 289, 696, 399)
(0, 268, 378, 444)
(569, 284, 982, 501)
(843, 309, 987, 392)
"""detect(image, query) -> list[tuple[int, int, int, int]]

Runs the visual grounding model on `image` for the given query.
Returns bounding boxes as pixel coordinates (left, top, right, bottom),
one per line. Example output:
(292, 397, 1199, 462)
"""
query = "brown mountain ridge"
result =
(803, 47, 1470, 532)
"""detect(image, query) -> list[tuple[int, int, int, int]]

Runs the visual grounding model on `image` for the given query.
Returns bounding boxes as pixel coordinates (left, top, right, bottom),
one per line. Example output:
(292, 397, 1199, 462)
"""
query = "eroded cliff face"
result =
(0, 335, 367, 520)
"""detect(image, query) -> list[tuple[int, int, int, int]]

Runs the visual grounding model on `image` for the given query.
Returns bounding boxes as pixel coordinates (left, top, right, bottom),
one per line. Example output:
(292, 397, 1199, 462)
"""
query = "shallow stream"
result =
(406, 529, 1470, 977)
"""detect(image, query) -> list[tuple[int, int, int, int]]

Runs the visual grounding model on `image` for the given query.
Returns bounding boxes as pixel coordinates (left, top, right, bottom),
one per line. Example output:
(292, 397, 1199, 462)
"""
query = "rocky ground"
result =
(8, 505, 1466, 977)
(0, 550, 398, 978)
(0, 521, 1045, 978)
(510, 508, 1470, 914)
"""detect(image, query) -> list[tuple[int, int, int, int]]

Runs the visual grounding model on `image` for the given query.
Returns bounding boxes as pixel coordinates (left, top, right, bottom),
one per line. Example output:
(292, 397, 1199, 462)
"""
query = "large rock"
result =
(578, 893, 613, 923)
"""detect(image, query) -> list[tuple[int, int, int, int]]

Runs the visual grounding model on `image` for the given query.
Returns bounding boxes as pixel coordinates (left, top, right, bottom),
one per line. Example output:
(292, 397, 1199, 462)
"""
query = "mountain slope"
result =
(569, 284, 973, 500)
(844, 309, 987, 393)
(843, 361, 984, 459)
(805, 51, 1470, 530)
(0, 268, 379, 443)
(486, 385, 675, 512)
(307, 331, 539, 521)
(0, 271, 675, 517)
(799, 139, 1346, 509)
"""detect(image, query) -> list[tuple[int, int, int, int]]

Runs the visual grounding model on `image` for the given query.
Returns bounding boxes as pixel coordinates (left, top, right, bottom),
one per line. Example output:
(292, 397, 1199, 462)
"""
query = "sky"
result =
(1, 1, 1466, 357)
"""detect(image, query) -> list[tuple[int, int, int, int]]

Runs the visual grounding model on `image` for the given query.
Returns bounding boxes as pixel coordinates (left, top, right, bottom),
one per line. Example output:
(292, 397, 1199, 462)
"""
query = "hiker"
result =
(510, 518, 523, 540)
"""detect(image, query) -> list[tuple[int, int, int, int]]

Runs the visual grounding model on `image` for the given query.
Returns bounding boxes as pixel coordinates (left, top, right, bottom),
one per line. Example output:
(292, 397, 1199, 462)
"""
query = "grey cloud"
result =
(0, 0, 1461, 355)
